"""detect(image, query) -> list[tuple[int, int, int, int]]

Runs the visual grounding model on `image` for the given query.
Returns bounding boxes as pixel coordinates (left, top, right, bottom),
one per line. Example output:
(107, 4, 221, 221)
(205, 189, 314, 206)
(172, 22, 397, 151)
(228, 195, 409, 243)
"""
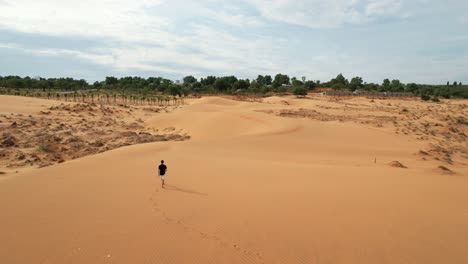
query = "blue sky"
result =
(0, 0, 467, 84)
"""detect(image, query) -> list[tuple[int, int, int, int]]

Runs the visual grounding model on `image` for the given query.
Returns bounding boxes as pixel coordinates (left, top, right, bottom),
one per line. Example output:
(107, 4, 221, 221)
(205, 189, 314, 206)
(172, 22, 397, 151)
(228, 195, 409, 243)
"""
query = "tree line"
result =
(1, 74, 467, 99)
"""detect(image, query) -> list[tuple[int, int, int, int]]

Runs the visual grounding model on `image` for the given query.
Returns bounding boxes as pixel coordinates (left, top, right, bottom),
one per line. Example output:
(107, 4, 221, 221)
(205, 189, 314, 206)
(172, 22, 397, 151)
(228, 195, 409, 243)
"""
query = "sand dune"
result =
(0, 95, 467, 263)
(0, 96, 189, 172)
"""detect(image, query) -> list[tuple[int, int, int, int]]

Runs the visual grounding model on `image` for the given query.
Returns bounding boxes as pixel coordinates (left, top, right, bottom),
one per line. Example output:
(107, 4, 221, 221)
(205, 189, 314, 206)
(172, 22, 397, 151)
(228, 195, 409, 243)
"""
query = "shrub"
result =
(431, 97, 440, 102)
(277, 86, 288, 94)
(261, 85, 271, 94)
(421, 94, 431, 101)
(293, 87, 308, 97)
(38, 143, 52, 153)
(438, 165, 451, 172)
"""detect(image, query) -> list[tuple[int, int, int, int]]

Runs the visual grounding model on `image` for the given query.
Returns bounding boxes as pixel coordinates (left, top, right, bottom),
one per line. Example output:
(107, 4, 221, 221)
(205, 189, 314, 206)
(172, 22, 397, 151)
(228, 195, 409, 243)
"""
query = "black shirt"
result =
(158, 164, 167, 175)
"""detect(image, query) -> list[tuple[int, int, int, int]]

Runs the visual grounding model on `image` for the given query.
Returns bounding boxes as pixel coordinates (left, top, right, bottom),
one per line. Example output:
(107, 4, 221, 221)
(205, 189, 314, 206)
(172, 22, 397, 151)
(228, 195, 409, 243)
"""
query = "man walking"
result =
(158, 160, 168, 188)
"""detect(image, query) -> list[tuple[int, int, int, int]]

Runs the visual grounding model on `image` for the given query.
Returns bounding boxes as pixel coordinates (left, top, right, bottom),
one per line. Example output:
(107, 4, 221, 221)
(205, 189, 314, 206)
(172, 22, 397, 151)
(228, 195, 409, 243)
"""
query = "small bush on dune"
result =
(277, 86, 288, 94)
(438, 165, 455, 174)
(38, 144, 53, 153)
(293, 87, 308, 97)
(438, 165, 450, 171)
(421, 94, 431, 101)
(419, 150, 429, 155)
(388, 161, 407, 168)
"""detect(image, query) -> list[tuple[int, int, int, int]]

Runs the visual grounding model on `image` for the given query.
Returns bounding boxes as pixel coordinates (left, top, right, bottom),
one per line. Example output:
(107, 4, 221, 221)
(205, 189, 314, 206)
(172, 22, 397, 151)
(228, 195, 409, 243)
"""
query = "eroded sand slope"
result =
(0, 95, 467, 264)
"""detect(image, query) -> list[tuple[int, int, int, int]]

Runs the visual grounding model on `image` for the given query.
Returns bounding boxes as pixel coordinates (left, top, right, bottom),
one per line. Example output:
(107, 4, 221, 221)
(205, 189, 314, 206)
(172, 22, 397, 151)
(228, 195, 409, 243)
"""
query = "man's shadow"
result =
(164, 184, 207, 196)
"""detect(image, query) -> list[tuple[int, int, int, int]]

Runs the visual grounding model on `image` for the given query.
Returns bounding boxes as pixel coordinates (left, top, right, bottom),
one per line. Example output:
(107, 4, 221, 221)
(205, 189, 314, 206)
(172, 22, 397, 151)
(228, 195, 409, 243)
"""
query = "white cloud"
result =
(206, 10, 264, 27)
(248, 0, 403, 28)
(0, 17, 288, 77)
(0, 0, 168, 43)
(0, 0, 284, 77)
(0, 0, 278, 76)
(249, 0, 358, 28)
(0, 42, 195, 75)
(365, 0, 402, 16)
(0, 42, 113, 65)
(0, 0, 467, 83)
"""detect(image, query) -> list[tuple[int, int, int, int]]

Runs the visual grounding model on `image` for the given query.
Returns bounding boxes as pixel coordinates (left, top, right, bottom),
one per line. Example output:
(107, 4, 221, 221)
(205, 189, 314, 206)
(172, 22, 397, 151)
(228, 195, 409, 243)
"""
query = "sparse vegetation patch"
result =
(0, 103, 190, 170)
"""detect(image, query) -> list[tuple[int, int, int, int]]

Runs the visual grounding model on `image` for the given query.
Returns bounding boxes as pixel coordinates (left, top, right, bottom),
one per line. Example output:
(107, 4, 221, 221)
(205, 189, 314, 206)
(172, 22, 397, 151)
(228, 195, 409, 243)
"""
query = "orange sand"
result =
(0, 95, 467, 264)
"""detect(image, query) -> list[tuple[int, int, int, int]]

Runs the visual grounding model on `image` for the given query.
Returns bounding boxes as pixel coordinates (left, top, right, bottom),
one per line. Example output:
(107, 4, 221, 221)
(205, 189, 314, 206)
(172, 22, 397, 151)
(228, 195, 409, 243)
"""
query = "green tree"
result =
(261, 85, 271, 94)
(157, 79, 172, 92)
(273, 73, 290, 87)
(391, 79, 404, 92)
(439, 88, 451, 99)
(257, 75, 273, 85)
(364, 83, 379, 91)
(183, 75, 197, 85)
(277, 86, 288, 93)
(304, 81, 316, 90)
(233, 80, 250, 90)
(332, 83, 347, 90)
(167, 85, 182, 96)
(349, 76, 364, 91)
(329, 74, 349, 90)
(181, 87, 190, 96)
(256, 75, 265, 85)
(248, 81, 260, 93)
(224, 76, 238, 87)
(201, 76, 217, 86)
(78, 79, 88, 89)
(192, 82, 203, 92)
(382, 79, 391, 91)
(272, 81, 280, 89)
(249, 80, 261, 90)
(293, 87, 307, 97)
(405, 83, 418, 93)
(213, 78, 230, 91)
(292, 78, 303, 87)
(105, 76, 118, 87)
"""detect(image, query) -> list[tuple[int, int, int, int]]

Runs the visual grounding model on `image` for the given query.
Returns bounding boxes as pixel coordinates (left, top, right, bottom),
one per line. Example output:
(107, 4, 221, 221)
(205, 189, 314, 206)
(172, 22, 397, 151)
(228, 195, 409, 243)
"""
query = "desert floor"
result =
(0, 94, 467, 264)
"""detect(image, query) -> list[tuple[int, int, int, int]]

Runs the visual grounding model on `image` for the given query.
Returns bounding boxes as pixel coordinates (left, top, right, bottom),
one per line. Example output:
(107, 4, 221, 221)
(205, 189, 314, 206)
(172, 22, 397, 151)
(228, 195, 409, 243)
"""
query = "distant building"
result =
(175, 80, 180, 84)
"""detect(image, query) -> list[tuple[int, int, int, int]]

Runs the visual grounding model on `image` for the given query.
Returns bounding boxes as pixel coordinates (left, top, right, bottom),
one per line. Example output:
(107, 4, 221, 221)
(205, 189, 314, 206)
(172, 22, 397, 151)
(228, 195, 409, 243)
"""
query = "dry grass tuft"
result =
(388, 161, 408, 168)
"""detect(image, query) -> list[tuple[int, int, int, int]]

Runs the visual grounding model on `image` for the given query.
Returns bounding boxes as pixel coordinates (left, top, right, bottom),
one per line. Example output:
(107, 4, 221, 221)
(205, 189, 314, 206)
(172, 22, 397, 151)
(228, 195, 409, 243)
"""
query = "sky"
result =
(0, 0, 467, 84)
